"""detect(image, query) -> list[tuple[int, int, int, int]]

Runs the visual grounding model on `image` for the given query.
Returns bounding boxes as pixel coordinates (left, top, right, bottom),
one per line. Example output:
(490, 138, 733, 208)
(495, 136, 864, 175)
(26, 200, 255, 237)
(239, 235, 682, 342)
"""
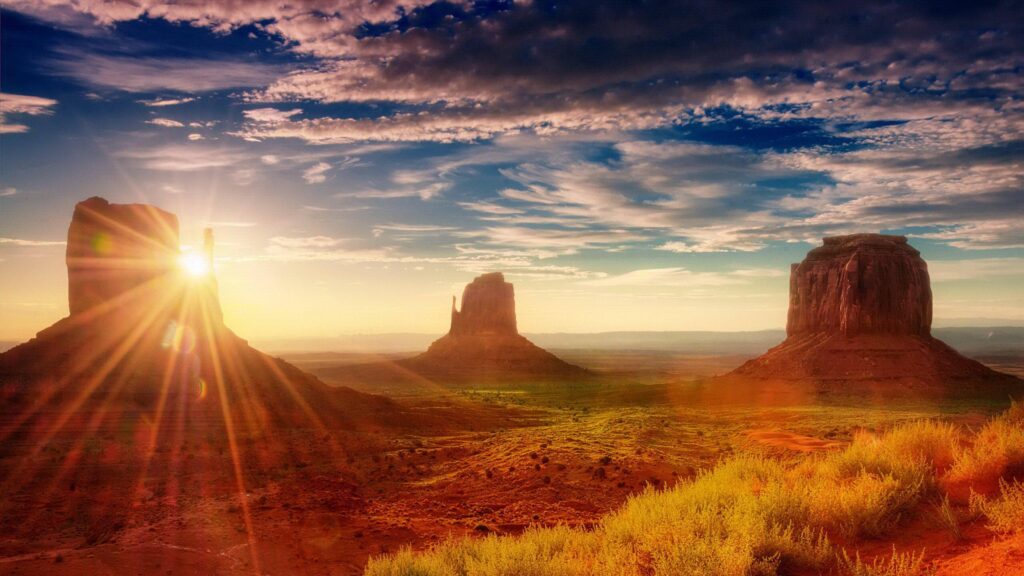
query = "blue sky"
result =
(1, 1, 1022, 340)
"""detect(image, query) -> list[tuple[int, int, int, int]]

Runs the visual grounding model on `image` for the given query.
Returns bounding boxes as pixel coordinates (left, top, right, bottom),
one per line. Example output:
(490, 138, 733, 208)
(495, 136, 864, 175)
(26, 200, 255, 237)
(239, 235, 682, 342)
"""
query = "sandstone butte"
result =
(0, 196, 434, 432)
(405, 272, 589, 380)
(722, 233, 1021, 391)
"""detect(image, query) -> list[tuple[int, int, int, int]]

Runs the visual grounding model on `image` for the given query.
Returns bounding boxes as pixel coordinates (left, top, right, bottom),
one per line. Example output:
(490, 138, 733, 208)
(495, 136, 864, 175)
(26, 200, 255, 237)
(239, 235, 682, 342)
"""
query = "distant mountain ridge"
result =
(238, 327, 1024, 357)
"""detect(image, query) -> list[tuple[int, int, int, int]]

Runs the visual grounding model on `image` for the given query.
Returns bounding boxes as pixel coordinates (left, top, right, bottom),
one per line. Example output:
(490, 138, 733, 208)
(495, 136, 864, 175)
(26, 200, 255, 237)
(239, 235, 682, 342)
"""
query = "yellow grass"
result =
(971, 478, 1024, 534)
(947, 400, 1024, 484)
(838, 547, 930, 576)
(366, 405, 1019, 576)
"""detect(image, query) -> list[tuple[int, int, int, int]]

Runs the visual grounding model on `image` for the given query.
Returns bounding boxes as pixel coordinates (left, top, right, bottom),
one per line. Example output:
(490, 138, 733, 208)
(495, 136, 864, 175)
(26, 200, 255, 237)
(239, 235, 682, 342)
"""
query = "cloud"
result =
(0, 92, 57, 133)
(302, 161, 331, 184)
(0, 237, 66, 247)
(0, 187, 17, 197)
(7, 1, 1024, 256)
(372, 223, 457, 238)
(146, 118, 184, 128)
(13, 1, 1022, 148)
(117, 143, 249, 171)
(48, 50, 284, 93)
(187, 133, 204, 141)
(243, 107, 303, 124)
(138, 97, 196, 107)
(459, 201, 525, 216)
(206, 221, 257, 228)
(302, 204, 367, 213)
(269, 236, 346, 248)
(339, 168, 451, 200)
(583, 267, 783, 288)
(928, 258, 1024, 282)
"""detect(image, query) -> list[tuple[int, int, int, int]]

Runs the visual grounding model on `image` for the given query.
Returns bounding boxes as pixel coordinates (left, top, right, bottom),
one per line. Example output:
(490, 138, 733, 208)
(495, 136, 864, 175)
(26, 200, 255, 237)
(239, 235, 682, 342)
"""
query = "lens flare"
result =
(160, 320, 196, 353)
(90, 232, 112, 254)
(178, 252, 209, 278)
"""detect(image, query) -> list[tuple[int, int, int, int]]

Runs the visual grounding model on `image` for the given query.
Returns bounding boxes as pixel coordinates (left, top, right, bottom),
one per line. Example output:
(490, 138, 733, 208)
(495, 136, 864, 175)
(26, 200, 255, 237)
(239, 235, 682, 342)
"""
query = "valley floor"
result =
(1, 351, 1022, 575)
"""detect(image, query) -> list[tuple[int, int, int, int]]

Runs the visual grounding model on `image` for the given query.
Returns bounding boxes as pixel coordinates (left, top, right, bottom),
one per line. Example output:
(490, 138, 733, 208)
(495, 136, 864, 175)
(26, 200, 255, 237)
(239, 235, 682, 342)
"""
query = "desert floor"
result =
(1, 350, 1022, 575)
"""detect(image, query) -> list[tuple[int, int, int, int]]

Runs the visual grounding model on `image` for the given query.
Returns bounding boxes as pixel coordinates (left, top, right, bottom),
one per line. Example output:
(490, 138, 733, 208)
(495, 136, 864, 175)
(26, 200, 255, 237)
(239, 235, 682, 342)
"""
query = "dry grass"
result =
(931, 495, 962, 540)
(837, 547, 932, 576)
(971, 478, 1024, 534)
(366, 405, 1021, 576)
(947, 400, 1024, 485)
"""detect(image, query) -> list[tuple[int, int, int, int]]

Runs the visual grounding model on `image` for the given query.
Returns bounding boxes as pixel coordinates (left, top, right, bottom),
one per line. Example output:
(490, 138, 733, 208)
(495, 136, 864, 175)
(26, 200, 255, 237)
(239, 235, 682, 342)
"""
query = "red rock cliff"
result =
(409, 272, 587, 380)
(786, 234, 932, 337)
(66, 196, 180, 316)
(449, 272, 518, 336)
(722, 233, 1018, 390)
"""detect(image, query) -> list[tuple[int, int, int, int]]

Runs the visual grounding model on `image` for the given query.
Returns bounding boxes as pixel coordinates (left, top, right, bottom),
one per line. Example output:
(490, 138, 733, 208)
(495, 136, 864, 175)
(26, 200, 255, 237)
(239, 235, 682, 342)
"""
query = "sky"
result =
(1, 0, 1022, 342)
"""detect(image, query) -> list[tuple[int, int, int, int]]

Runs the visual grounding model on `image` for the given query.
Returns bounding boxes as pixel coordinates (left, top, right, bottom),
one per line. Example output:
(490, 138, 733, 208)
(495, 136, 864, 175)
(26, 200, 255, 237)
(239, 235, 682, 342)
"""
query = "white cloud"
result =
(0, 92, 57, 133)
(372, 223, 458, 238)
(138, 97, 196, 107)
(243, 107, 303, 124)
(0, 237, 66, 247)
(146, 118, 184, 128)
(187, 133, 204, 140)
(117, 144, 249, 171)
(583, 267, 784, 287)
(269, 236, 346, 248)
(302, 161, 331, 184)
(48, 50, 283, 93)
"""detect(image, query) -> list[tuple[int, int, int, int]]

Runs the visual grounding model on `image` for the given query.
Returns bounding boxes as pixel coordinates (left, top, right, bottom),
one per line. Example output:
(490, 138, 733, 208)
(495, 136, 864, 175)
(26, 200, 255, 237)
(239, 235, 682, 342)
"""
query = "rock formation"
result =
(449, 273, 518, 337)
(405, 273, 588, 380)
(786, 234, 931, 337)
(0, 197, 412, 433)
(723, 234, 1020, 392)
(0, 198, 509, 558)
(66, 197, 180, 316)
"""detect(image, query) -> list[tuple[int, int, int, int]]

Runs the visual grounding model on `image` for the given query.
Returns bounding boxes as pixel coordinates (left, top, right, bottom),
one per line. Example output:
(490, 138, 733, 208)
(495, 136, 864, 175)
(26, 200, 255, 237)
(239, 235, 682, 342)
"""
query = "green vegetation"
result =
(367, 402, 1024, 576)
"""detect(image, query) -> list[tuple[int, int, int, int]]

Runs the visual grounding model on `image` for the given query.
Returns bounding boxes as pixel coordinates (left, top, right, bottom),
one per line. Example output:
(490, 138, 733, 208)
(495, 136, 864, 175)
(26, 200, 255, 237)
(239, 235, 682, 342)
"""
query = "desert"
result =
(2, 2, 1024, 575)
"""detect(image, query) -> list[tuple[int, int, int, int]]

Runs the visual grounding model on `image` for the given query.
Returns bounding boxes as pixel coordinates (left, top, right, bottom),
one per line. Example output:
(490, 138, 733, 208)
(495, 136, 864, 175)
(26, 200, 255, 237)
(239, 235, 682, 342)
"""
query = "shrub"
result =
(837, 547, 931, 576)
(947, 400, 1024, 487)
(931, 495, 961, 540)
(366, 407, 1024, 576)
(970, 478, 1024, 534)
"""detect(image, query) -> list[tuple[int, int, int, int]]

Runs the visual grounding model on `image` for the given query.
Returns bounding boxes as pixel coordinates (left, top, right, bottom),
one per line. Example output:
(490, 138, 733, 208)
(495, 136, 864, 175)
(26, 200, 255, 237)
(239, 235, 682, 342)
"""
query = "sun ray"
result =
(196, 290, 262, 574)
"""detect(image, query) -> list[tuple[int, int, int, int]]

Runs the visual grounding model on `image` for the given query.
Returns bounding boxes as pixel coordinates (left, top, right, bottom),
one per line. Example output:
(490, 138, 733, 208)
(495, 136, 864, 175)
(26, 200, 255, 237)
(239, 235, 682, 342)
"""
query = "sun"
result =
(178, 252, 210, 278)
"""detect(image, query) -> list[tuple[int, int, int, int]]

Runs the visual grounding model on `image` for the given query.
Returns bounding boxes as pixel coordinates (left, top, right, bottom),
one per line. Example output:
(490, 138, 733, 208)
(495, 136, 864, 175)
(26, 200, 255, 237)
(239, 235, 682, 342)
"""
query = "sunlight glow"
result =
(179, 252, 210, 278)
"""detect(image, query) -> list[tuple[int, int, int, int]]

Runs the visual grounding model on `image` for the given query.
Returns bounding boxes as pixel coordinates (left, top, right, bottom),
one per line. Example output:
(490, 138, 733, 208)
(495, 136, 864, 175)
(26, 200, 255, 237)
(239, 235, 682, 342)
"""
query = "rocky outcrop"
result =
(406, 273, 588, 380)
(66, 196, 181, 316)
(723, 234, 1019, 392)
(787, 234, 931, 337)
(449, 273, 518, 336)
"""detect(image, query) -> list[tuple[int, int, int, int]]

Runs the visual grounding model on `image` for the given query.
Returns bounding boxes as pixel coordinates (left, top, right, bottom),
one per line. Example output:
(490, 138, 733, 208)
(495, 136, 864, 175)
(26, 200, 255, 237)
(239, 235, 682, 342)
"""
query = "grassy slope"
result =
(367, 403, 1024, 576)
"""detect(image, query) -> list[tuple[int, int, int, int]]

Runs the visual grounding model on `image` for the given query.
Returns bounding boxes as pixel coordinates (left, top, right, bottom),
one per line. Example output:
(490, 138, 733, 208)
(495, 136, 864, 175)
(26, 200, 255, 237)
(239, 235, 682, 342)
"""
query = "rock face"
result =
(787, 234, 932, 337)
(449, 273, 518, 336)
(407, 273, 587, 380)
(66, 197, 181, 316)
(724, 234, 1019, 392)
